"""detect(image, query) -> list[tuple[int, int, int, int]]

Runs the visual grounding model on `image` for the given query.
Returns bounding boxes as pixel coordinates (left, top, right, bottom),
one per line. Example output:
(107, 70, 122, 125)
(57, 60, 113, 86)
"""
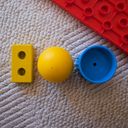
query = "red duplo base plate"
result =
(53, 0, 128, 54)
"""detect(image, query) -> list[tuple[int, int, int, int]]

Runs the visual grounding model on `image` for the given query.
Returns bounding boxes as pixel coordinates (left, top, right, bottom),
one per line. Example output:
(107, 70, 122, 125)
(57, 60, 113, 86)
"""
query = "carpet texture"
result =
(0, 0, 128, 128)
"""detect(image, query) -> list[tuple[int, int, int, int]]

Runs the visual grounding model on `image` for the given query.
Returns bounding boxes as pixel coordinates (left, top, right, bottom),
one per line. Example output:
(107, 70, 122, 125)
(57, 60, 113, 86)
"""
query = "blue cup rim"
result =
(76, 45, 117, 84)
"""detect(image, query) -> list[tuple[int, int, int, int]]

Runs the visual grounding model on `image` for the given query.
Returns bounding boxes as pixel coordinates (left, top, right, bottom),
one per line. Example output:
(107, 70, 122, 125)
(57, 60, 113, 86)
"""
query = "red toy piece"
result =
(53, 0, 128, 54)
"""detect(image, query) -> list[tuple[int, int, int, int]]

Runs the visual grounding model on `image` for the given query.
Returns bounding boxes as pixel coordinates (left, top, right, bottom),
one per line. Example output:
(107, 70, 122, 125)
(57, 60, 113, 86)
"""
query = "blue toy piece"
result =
(75, 45, 117, 84)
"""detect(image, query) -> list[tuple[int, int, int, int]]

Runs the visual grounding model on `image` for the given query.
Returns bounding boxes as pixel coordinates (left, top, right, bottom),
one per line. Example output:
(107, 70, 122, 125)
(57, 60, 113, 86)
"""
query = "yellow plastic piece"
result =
(11, 44, 33, 83)
(37, 47, 73, 83)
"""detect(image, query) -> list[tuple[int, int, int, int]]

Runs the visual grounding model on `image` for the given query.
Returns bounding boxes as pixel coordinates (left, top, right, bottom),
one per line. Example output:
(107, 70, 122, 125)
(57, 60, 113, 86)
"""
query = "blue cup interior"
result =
(79, 45, 117, 84)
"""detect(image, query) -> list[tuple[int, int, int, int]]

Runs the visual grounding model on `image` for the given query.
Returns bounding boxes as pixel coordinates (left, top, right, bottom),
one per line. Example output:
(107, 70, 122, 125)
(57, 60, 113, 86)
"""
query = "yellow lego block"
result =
(11, 44, 33, 83)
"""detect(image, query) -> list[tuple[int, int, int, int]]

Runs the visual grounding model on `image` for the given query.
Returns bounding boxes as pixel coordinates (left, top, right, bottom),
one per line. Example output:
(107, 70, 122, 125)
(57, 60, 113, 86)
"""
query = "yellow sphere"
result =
(37, 47, 73, 83)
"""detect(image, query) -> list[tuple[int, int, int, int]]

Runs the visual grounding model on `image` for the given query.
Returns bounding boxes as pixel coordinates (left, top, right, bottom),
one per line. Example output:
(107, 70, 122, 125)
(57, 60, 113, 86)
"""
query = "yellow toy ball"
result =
(37, 47, 74, 83)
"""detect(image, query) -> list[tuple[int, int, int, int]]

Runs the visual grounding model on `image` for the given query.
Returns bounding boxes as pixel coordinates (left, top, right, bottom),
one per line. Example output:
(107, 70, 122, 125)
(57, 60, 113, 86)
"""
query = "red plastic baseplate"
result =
(53, 0, 128, 54)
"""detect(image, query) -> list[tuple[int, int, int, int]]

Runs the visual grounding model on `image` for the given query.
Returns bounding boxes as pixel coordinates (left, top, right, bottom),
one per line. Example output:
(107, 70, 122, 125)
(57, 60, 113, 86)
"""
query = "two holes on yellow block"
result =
(18, 51, 26, 76)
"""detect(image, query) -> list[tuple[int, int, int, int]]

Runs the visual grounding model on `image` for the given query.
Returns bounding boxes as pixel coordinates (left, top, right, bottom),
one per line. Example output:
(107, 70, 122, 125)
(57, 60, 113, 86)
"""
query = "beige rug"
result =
(0, 0, 128, 127)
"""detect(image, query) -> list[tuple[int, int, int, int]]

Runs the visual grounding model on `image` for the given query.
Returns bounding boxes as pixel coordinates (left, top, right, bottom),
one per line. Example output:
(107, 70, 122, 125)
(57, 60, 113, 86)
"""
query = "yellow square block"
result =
(11, 44, 33, 83)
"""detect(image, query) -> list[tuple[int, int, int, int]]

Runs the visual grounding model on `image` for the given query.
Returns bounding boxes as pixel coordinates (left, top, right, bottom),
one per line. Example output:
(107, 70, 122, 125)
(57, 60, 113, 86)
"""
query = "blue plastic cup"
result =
(75, 45, 117, 84)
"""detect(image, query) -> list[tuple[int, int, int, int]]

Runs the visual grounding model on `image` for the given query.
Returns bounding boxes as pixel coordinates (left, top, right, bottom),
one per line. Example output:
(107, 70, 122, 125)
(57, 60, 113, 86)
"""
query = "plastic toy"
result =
(75, 45, 117, 84)
(53, 0, 128, 54)
(11, 44, 33, 83)
(37, 46, 73, 83)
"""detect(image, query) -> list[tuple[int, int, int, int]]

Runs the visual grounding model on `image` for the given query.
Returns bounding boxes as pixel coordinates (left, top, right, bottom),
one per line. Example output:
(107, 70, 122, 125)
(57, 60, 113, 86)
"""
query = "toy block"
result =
(53, 0, 128, 54)
(11, 44, 33, 83)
